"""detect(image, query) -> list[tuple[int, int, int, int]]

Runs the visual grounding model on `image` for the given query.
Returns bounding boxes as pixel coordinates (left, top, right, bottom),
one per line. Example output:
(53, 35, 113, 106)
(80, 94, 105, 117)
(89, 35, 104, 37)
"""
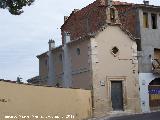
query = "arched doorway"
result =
(148, 78, 160, 111)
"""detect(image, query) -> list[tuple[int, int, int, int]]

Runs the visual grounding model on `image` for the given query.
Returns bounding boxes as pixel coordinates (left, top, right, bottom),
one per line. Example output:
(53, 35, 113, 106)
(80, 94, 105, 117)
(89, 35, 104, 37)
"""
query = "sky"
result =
(0, 0, 160, 82)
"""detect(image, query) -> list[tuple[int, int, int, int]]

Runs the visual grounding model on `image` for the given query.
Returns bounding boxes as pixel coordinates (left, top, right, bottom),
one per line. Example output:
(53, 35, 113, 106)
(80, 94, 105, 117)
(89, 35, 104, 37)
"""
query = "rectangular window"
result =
(151, 13, 157, 29)
(143, 12, 148, 28)
(154, 48, 160, 60)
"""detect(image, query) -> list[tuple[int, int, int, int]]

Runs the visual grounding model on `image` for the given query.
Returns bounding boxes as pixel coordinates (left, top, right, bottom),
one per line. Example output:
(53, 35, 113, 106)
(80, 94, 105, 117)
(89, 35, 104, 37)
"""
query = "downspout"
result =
(62, 32, 72, 88)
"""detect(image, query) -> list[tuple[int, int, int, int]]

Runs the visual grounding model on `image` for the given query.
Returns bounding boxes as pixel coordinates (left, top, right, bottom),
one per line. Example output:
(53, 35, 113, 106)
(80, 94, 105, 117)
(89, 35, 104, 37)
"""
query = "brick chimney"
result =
(73, 9, 79, 13)
(143, 0, 149, 5)
(64, 16, 68, 23)
(100, 0, 112, 6)
(48, 39, 55, 51)
(107, 0, 113, 7)
(63, 32, 71, 44)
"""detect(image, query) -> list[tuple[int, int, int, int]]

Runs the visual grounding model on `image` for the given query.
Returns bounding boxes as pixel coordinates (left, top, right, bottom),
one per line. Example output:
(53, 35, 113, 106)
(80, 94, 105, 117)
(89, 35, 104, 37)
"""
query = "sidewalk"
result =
(89, 111, 160, 120)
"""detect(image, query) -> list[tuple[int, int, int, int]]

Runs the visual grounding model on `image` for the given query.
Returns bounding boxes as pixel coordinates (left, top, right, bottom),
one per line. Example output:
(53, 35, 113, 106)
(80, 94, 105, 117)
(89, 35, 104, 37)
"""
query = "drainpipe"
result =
(62, 32, 72, 88)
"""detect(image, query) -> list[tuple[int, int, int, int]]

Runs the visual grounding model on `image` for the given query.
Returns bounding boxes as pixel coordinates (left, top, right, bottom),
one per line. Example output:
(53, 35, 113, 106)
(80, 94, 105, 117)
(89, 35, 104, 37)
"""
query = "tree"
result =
(0, 0, 35, 15)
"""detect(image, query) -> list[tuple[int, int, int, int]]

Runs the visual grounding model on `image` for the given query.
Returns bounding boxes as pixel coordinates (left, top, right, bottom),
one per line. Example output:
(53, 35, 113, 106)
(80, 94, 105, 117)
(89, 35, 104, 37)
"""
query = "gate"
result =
(149, 85, 160, 111)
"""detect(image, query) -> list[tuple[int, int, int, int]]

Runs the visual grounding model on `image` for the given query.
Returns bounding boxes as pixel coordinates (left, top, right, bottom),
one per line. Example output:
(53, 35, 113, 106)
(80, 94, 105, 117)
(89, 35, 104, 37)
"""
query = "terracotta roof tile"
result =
(61, 0, 108, 43)
(61, 0, 159, 43)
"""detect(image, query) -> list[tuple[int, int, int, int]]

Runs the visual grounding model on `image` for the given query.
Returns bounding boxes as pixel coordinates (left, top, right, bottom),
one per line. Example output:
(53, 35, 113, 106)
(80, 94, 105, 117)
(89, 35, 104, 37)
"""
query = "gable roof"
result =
(60, 0, 138, 43)
(61, 0, 134, 29)
(61, 0, 103, 28)
(61, 0, 160, 42)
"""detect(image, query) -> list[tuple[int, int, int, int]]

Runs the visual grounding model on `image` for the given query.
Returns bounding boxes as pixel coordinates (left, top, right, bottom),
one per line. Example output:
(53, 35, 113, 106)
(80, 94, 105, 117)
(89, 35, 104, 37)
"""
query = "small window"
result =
(143, 12, 148, 28)
(45, 59, 48, 66)
(76, 48, 80, 56)
(151, 13, 157, 29)
(59, 54, 62, 62)
(111, 46, 119, 56)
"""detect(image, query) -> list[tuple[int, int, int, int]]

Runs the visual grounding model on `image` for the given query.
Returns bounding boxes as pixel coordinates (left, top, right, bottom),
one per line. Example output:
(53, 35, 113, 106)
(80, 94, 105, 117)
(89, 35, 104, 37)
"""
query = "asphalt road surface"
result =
(107, 112, 160, 120)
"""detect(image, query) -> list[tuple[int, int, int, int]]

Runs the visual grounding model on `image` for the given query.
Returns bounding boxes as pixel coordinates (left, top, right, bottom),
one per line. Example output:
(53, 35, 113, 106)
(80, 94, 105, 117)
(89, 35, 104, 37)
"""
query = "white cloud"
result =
(0, 0, 95, 81)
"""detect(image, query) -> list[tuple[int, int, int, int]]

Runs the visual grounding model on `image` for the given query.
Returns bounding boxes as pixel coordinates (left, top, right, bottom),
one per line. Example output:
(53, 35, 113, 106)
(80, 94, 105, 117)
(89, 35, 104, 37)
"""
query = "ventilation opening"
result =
(111, 46, 119, 56)
(59, 54, 62, 62)
(76, 48, 80, 56)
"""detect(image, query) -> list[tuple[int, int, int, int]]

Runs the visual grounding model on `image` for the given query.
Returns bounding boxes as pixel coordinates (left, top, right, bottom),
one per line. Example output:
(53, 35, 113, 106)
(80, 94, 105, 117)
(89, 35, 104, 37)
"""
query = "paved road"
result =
(107, 112, 160, 120)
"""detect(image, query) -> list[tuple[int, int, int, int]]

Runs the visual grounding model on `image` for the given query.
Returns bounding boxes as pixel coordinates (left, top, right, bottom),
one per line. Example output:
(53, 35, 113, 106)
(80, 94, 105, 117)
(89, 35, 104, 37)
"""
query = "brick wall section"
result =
(115, 5, 139, 37)
(61, 0, 140, 44)
(61, 0, 108, 44)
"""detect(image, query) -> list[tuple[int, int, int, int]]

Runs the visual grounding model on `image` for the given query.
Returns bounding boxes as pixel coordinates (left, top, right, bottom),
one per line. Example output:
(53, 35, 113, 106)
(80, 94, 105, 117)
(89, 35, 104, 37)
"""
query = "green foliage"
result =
(0, 0, 35, 15)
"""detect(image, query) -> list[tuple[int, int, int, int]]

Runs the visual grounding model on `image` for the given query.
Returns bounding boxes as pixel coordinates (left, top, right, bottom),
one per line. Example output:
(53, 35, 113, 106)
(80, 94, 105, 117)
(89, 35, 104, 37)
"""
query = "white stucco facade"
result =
(139, 73, 160, 112)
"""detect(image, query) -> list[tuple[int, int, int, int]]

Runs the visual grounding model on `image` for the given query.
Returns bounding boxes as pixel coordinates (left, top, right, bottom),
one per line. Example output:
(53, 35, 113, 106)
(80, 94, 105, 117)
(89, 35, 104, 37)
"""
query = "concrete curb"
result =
(87, 110, 160, 120)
